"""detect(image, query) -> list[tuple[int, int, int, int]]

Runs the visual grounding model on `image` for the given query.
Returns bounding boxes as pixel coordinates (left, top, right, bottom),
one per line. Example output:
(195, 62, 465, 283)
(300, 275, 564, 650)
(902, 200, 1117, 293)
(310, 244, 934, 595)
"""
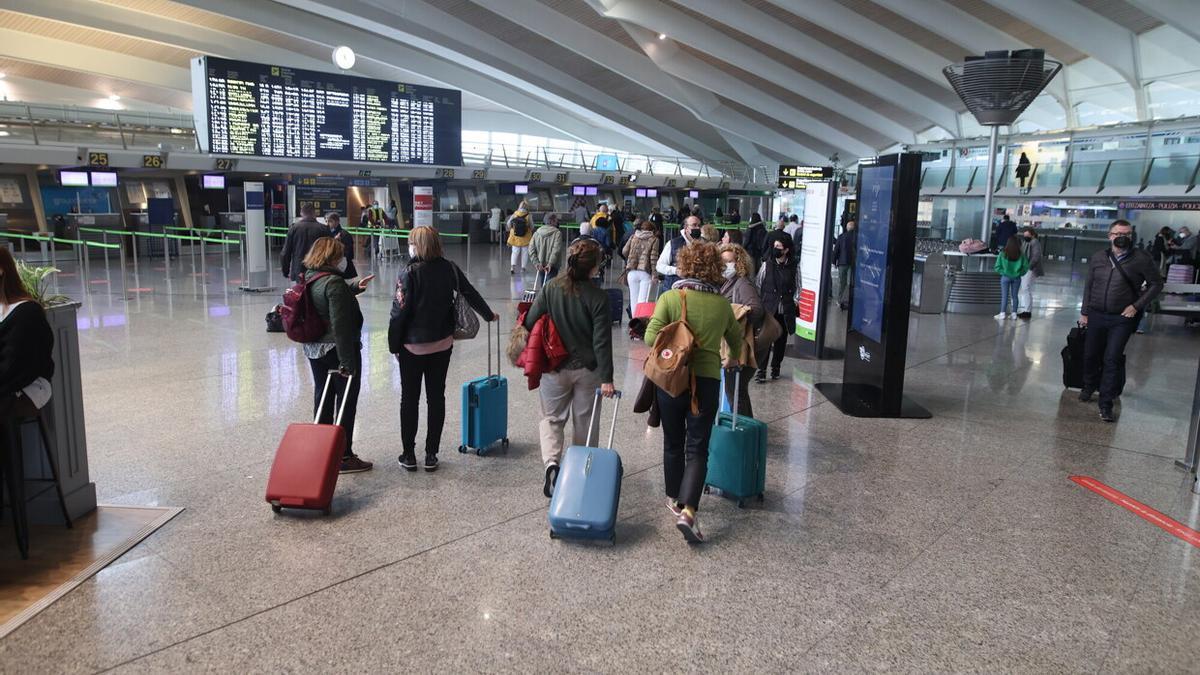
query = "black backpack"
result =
(511, 216, 528, 237)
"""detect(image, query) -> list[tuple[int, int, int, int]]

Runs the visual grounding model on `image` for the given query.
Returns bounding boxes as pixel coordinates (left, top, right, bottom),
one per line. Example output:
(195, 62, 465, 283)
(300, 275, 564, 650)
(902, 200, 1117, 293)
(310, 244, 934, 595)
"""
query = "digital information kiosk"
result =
(780, 166, 838, 360)
(816, 153, 930, 418)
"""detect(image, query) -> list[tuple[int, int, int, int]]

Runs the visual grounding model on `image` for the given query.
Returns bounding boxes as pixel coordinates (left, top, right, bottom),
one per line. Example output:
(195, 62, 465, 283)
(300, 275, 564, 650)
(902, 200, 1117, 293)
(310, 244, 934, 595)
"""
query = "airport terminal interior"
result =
(1, 0, 1200, 673)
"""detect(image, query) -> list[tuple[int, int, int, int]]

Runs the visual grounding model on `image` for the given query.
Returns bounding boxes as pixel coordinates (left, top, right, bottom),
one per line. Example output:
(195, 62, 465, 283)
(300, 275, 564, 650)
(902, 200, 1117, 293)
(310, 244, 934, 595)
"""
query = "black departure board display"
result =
(191, 56, 462, 166)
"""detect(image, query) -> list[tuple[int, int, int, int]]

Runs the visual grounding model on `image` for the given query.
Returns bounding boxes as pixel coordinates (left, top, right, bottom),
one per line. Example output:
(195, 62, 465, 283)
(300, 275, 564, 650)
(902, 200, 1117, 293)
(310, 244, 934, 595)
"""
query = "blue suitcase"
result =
(606, 288, 623, 325)
(459, 319, 509, 455)
(705, 370, 767, 507)
(548, 390, 623, 545)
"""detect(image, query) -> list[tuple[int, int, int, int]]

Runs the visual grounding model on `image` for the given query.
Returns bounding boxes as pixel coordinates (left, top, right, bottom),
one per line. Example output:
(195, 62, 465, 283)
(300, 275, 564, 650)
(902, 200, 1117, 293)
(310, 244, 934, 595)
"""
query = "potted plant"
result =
(15, 260, 96, 522)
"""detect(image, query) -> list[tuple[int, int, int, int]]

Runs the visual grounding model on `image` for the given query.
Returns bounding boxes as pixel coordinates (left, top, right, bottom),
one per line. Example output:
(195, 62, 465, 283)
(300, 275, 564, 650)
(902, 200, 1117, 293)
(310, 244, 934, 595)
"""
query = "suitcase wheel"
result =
(322, 507, 332, 516)
(549, 530, 558, 540)
(458, 445, 467, 454)
(736, 498, 746, 508)
(476, 447, 485, 456)
(502, 438, 510, 449)
(271, 504, 282, 514)
(703, 485, 711, 494)
(609, 534, 616, 546)
(757, 493, 765, 503)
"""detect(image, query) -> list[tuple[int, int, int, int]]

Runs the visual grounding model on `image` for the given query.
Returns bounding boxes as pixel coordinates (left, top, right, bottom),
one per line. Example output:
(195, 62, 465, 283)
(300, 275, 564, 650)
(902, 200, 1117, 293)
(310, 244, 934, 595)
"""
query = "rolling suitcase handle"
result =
(586, 388, 623, 450)
(486, 314, 501, 379)
(727, 367, 741, 431)
(314, 371, 354, 427)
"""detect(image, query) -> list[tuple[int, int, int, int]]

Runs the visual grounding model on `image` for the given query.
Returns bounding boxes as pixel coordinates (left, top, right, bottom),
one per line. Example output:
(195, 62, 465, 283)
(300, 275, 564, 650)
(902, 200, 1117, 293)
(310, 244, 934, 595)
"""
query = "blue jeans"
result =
(999, 275, 1020, 314)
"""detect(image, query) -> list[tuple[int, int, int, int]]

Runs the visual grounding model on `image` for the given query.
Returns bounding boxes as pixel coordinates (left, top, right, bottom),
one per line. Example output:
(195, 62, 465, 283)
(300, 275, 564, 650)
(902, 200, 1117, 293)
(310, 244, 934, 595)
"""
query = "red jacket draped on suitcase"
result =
(516, 311, 569, 390)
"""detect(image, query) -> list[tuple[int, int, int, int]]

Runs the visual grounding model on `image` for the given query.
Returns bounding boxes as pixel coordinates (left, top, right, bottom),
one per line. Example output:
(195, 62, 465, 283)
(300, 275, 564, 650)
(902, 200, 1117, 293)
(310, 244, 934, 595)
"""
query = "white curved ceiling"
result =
(0, 0, 1186, 167)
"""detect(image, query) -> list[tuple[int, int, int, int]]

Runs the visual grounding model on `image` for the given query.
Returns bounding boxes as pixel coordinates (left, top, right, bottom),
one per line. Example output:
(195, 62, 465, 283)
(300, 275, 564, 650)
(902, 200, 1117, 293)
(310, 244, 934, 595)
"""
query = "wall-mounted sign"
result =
(435, 168, 456, 179)
(619, 175, 631, 186)
(666, 179, 677, 188)
(142, 154, 163, 169)
(214, 158, 236, 171)
(358, 169, 372, 177)
(528, 171, 543, 182)
(602, 175, 615, 185)
(685, 179, 696, 188)
(88, 152, 109, 167)
(413, 186, 434, 227)
(1117, 200, 1200, 211)
(778, 165, 833, 190)
(554, 172, 569, 184)
(472, 169, 487, 179)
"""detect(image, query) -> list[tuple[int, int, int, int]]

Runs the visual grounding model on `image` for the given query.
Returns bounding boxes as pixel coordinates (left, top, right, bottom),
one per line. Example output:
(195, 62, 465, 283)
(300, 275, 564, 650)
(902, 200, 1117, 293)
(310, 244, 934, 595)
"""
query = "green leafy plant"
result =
(15, 260, 69, 307)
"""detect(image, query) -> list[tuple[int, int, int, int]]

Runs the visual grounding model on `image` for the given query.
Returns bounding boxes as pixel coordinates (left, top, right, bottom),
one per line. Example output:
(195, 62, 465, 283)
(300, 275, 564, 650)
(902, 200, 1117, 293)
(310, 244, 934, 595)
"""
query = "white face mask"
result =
(408, 245, 417, 259)
(722, 262, 737, 280)
(335, 258, 348, 273)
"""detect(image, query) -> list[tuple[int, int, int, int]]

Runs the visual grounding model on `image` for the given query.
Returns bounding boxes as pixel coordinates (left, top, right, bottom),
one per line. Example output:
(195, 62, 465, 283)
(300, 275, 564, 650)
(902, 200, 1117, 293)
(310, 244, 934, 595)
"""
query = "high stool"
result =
(0, 408, 73, 559)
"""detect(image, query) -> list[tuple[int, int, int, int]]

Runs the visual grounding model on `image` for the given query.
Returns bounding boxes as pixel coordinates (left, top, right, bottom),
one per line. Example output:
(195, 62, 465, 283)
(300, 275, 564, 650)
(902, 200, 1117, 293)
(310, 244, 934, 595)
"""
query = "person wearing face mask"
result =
(281, 203, 332, 282)
(301, 237, 375, 473)
(323, 211, 357, 279)
(718, 244, 763, 418)
(390, 227, 498, 471)
(656, 215, 703, 293)
(755, 233, 801, 383)
(529, 212, 566, 280)
(1080, 220, 1163, 423)
(1017, 227, 1043, 319)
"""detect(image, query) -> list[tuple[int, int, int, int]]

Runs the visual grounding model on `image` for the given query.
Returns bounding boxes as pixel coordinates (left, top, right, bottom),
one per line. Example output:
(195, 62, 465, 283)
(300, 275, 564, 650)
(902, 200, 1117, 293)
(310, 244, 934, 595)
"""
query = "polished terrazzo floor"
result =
(1, 242, 1198, 673)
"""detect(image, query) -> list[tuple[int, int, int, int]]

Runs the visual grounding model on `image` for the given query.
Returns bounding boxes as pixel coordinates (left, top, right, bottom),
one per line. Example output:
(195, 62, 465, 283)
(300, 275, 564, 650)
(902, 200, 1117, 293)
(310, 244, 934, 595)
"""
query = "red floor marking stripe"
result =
(1070, 475, 1200, 548)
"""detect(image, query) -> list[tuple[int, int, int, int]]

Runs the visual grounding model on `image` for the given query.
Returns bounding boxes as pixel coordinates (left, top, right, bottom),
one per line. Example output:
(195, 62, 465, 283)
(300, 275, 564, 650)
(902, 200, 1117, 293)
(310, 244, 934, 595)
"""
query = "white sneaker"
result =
(1008, 313, 1018, 320)
(994, 312, 1008, 320)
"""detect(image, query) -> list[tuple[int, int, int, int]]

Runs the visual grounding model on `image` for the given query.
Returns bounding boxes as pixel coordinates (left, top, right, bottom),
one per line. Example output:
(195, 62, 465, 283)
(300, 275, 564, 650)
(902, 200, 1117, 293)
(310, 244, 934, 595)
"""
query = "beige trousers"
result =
(537, 367, 602, 467)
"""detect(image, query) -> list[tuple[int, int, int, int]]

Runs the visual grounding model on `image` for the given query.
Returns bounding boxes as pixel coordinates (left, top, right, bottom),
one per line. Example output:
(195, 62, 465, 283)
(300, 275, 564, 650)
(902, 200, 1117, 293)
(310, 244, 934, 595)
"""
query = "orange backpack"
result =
(643, 290, 695, 398)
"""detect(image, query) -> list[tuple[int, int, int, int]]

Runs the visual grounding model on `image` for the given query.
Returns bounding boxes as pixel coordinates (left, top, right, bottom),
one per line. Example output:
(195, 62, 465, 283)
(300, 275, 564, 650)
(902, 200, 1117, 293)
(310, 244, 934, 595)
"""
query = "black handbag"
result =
(265, 306, 284, 333)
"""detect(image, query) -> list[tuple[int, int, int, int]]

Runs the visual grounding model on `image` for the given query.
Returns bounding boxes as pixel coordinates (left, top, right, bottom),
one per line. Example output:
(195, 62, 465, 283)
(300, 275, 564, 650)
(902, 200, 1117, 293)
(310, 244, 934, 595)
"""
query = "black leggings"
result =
(396, 346, 453, 456)
(308, 349, 361, 457)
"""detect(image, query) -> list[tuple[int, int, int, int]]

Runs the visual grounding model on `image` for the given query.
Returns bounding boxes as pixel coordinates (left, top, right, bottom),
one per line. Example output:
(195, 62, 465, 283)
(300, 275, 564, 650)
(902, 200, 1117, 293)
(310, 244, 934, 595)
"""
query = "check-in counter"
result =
(911, 250, 948, 314)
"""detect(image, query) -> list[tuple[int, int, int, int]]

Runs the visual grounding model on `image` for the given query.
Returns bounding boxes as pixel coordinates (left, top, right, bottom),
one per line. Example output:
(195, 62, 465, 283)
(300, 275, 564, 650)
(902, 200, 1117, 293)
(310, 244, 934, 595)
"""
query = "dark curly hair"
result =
(676, 241, 723, 286)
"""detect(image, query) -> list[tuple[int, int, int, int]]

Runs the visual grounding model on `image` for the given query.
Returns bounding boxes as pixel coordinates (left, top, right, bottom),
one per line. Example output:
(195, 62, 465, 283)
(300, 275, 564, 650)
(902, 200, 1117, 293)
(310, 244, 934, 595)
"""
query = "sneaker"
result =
(1078, 389, 1094, 403)
(1100, 407, 1115, 423)
(1018, 312, 1032, 320)
(510, 267, 515, 275)
(994, 312, 1008, 320)
(754, 371, 767, 384)
(666, 499, 683, 518)
(398, 451, 417, 472)
(676, 511, 705, 544)
(424, 454, 439, 472)
(770, 370, 781, 381)
(339, 455, 373, 474)
(543, 463, 559, 498)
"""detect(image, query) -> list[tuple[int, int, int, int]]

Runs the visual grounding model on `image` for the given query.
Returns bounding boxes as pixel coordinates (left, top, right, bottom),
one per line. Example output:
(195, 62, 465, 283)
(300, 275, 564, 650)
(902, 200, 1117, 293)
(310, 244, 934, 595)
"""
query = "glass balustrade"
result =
(1067, 160, 1108, 188)
(1146, 156, 1199, 186)
(946, 166, 977, 188)
(1033, 162, 1068, 190)
(922, 166, 949, 190)
(1105, 158, 1146, 186)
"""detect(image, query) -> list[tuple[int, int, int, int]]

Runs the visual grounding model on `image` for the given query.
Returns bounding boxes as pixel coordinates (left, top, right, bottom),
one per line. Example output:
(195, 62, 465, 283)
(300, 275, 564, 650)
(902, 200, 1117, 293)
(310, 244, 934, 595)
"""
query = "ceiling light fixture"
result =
(108, 94, 121, 101)
(0, 72, 7, 80)
(657, 33, 666, 40)
(332, 45, 356, 70)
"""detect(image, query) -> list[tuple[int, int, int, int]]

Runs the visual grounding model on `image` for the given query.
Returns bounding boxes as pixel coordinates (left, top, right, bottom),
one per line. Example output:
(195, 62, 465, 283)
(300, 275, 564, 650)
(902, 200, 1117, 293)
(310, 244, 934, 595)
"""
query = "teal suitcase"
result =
(704, 370, 766, 507)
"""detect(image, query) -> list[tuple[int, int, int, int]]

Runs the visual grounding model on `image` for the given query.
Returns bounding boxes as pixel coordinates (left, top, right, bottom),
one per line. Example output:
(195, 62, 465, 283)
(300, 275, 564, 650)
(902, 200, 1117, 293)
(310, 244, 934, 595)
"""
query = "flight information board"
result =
(191, 56, 462, 166)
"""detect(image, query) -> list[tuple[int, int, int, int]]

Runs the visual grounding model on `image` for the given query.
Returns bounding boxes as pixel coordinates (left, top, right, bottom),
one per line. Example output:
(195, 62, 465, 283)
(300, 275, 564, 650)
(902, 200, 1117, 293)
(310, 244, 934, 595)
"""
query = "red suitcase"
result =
(265, 373, 352, 515)
(632, 281, 658, 322)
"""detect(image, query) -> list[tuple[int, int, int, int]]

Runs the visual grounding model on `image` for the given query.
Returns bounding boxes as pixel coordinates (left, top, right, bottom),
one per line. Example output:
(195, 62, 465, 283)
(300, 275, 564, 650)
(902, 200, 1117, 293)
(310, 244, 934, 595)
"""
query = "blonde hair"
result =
(409, 226, 443, 260)
(302, 237, 343, 270)
(700, 224, 719, 242)
(718, 243, 752, 279)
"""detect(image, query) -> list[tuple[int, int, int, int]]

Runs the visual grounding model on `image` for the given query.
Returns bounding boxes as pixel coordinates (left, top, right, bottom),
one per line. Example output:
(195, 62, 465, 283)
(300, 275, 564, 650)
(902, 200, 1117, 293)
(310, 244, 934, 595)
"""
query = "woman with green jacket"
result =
(994, 235, 1029, 320)
(644, 242, 743, 544)
(301, 237, 375, 473)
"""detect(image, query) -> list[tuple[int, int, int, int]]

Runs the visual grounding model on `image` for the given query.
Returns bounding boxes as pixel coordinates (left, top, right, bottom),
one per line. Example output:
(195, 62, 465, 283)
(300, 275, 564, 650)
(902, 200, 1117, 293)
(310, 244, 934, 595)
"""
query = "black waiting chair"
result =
(0, 408, 72, 559)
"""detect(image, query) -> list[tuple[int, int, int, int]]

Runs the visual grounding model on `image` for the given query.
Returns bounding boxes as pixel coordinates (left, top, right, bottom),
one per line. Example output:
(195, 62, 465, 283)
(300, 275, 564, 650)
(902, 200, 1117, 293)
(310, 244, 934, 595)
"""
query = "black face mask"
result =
(1113, 235, 1132, 249)
(775, 249, 787, 259)
(690, 228, 701, 239)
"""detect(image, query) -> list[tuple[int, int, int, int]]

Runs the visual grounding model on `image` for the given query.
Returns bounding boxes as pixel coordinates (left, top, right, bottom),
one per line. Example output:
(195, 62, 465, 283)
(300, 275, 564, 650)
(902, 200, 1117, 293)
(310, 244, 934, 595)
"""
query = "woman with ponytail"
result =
(521, 238, 617, 498)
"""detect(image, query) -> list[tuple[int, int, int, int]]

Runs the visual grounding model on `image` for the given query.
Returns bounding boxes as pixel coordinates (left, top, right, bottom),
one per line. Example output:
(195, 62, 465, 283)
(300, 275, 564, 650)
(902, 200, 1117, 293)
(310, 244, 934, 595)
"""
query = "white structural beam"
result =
(678, 0, 958, 131)
(602, 0, 917, 144)
(975, 0, 1144, 117)
(760, 0, 957, 89)
(472, 0, 872, 158)
(0, 0, 333, 74)
(0, 26, 190, 90)
(275, 0, 738, 163)
(1124, 0, 1200, 47)
(169, 0, 690, 160)
(869, 0, 1075, 127)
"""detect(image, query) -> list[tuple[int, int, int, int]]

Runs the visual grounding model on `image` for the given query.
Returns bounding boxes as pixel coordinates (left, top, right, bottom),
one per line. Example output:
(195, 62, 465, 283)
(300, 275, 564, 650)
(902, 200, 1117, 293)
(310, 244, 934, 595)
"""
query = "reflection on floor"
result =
(0, 505, 182, 638)
(0, 244, 1198, 672)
